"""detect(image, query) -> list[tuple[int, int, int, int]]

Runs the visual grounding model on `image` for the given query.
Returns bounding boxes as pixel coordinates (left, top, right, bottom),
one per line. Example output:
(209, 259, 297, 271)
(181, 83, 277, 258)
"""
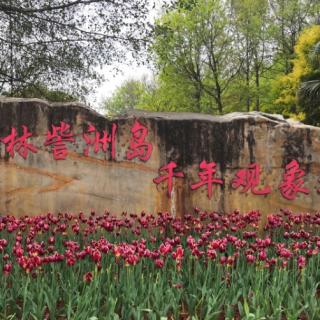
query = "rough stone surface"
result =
(0, 97, 319, 217)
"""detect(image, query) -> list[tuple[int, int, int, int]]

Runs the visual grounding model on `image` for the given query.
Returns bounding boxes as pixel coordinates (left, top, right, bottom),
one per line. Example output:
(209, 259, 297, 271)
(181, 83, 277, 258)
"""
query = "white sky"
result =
(88, 0, 169, 113)
(91, 63, 154, 113)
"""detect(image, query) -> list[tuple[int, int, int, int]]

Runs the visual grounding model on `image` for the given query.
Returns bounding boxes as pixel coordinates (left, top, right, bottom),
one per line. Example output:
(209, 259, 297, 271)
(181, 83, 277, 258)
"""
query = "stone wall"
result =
(0, 97, 319, 217)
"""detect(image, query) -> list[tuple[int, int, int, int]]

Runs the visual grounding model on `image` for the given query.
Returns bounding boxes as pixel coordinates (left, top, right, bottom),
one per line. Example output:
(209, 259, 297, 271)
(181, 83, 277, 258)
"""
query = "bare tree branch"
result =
(0, 0, 111, 14)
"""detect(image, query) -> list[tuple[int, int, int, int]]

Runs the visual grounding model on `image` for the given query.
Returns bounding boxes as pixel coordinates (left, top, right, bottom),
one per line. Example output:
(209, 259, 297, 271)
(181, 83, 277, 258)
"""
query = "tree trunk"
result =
(194, 84, 202, 112)
(255, 62, 260, 111)
(246, 36, 250, 112)
(216, 84, 223, 114)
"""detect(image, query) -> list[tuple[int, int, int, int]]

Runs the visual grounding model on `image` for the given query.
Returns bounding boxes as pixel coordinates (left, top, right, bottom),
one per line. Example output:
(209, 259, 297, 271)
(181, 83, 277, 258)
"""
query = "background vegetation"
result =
(0, 0, 150, 101)
(1, 1, 320, 125)
(104, 0, 320, 125)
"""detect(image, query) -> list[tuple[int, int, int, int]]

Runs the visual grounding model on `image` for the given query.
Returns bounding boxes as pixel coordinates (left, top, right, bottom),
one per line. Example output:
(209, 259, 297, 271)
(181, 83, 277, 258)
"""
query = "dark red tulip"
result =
(3, 263, 12, 275)
(83, 272, 93, 283)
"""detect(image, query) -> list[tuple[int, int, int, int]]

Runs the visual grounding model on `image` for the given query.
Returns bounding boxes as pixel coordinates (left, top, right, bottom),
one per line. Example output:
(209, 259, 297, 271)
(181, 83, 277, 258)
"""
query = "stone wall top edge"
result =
(1, 97, 319, 131)
(0, 96, 104, 119)
(114, 110, 295, 127)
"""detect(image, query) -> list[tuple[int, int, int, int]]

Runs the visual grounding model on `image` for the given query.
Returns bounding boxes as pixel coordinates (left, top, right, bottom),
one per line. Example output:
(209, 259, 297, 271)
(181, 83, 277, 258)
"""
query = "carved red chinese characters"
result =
(191, 160, 223, 199)
(0, 120, 318, 205)
(83, 123, 117, 159)
(279, 160, 309, 200)
(153, 161, 184, 197)
(44, 121, 75, 160)
(126, 120, 153, 161)
(232, 163, 271, 195)
(1, 126, 38, 159)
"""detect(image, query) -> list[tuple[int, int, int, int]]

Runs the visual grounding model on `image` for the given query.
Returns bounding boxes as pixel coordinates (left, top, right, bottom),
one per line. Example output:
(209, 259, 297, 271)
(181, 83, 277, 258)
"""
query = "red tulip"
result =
(155, 258, 164, 268)
(3, 263, 12, 275)
(83, 272, 93, 283)
(159, 243, 172, 256)
(246, 254, 256, 264)
(258, 250, 267, 261)
(172, 246, 184, 260)
(91, 250, 102, 263)
(297, 256, 306, 269)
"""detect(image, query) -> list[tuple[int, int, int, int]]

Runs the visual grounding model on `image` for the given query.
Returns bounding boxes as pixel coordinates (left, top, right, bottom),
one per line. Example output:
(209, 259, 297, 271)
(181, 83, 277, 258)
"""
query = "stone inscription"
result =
(1, 121, 316, 202)
(1, 97, 320, 217)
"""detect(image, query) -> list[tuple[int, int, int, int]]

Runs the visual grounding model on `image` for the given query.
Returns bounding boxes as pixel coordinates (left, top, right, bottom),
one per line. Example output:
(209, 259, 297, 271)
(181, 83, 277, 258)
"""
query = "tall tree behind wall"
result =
(151, 0, 241, 114)
(275, 25, 320, 124)
(146, 0, 320, 115)
(0, 0, 150, 98)
(228, 0, 273, 112)
(269, 0, 320, 74)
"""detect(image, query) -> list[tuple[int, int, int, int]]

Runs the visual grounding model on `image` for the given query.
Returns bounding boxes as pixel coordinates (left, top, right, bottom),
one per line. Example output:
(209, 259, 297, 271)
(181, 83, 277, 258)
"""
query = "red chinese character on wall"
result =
(44, 121, 75, 160)
(83, 123, 117, 159)
(1, 126, 38, 159)
(153, 161, 184, 197)
(126, 120, 153, 161)
(279, 159, 309, 200)
(232, 163, 271, 195)
(191, 160, 223, 199)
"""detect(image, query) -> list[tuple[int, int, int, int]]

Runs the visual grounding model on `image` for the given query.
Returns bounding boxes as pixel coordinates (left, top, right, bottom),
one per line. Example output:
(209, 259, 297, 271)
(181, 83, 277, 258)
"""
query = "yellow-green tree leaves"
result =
(275, 25, 320, 123)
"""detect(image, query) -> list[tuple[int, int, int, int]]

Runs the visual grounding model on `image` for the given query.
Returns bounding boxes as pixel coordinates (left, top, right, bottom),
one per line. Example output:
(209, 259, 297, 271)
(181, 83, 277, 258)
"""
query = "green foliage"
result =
(275, 25, 320, 124)
(0, 211, 320, 319)
(0, 1, 150, 98)
(3, 83, 76, 102)
(91, 0, 320, 120)
(297, 40, 320, 123)
(135, 0, 320, 119)
(104, 79, 148, 116)
(150, 0, 240, 114)
(268, 0, 320, 73)
(228, 0, 274, 111)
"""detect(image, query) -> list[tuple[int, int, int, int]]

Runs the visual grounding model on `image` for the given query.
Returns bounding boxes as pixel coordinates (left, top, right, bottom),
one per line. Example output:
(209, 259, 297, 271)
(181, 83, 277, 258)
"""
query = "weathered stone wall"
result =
(0, 97, 319, 217)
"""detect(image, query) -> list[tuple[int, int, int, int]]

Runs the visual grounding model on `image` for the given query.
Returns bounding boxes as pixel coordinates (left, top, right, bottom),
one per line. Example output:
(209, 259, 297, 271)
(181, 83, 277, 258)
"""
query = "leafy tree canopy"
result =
(151, 0, 241, 114)
(148, 0, 320, 115)
(102, 0, 320, 124)
(0, 0, 150, 98)
(4, 82, 76, 102)
(104, 78, 153, 116)
(275, 25, 320, 123)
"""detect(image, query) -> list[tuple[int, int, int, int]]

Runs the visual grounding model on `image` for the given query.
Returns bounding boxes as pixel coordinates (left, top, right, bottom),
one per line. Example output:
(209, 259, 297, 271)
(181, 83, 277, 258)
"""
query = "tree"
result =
(229, 0, 274, 111)
(4, 82, 76, 102)
(0, 0, 150, 98)
(148, 0, 320, 115)
(269, 0, 320, 74)
(275, 25, 320, 124)
(104, 78, 153, 116)
(297, 40, 320, 124)
(151, 0, 241, 114)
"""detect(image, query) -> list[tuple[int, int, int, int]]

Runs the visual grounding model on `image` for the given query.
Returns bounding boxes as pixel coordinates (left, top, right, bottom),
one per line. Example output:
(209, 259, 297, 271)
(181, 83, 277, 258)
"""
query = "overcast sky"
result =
(89, 0, 169, 113)
(91, 62, 154, 112)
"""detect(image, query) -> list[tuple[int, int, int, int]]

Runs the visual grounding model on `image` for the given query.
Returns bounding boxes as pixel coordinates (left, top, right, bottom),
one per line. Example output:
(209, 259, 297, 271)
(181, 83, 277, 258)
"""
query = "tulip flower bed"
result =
(0, 209, 319, 319)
